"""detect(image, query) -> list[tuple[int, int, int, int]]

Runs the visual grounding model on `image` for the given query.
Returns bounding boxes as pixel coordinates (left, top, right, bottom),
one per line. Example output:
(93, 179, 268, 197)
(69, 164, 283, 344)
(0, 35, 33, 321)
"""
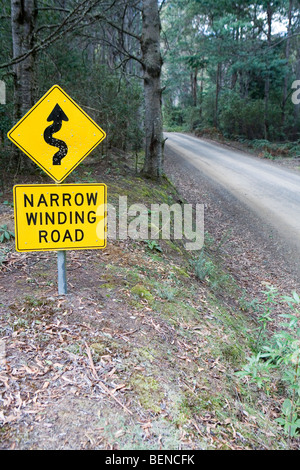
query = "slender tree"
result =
(141, 0, 163, 178)
(11, 0, 37, 120)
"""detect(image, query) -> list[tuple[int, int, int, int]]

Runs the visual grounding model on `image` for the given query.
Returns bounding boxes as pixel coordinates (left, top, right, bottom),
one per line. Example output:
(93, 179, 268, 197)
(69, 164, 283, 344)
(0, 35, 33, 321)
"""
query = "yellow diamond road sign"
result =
(8, 85, 106, 183)
(13, 184, 107, 252)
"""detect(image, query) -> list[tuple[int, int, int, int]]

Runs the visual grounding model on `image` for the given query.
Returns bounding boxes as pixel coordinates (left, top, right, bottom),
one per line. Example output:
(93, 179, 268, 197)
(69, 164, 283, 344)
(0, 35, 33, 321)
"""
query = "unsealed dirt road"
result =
(164, 132, 300, 290)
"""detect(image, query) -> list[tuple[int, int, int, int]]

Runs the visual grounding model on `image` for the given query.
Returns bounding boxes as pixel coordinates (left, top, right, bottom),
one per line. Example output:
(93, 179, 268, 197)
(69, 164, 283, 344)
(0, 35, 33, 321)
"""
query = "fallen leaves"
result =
(85, 342, 132, 416)
(0, 308, 136, 436)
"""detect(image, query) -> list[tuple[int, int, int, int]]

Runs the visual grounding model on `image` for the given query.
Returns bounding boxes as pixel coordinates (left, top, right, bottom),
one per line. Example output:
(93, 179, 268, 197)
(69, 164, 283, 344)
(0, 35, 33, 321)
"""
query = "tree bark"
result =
(214, 62, 221, 128)
(11, 0, 37, 120)
(11, 0, 37, 169)
(293, 37, 300, 133)
(199, 68, 204, 119)
(264, 2, 273, 140)
(141, 0, 163, 179)
(191, 67, 198, 107)
(281, 0, 293, 129)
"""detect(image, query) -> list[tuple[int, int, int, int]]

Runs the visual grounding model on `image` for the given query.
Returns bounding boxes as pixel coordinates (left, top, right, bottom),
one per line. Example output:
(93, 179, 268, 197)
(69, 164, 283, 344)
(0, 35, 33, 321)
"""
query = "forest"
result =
(163, 0, 300, 146)
(1, 0, 300, 178)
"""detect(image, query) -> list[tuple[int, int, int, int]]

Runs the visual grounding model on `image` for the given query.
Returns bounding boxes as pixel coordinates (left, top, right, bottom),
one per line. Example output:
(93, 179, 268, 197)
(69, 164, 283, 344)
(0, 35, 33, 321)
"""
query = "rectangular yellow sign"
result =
(14, 184, 107, 252)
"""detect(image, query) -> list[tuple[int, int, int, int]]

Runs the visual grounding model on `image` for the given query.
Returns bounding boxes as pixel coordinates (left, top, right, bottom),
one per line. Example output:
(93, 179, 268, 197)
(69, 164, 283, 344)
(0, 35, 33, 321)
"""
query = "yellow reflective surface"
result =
(8, 85, 106, 183)
(14, 184, 107, 252)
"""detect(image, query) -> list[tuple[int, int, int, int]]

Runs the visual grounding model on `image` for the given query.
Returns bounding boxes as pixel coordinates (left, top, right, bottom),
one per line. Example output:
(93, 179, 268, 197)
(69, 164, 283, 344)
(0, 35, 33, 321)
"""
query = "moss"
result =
(90, 335, 129, 359)
(131, 284, 154, 303)
(162, 240, 183, 254)
(157, 300, 199, 327)
(181, 389, 226, 418)
(171, 266, 190, 278)
(220, 343, 245, 367)
(130, 373, 164, 413)
(99, 283, 115, 289)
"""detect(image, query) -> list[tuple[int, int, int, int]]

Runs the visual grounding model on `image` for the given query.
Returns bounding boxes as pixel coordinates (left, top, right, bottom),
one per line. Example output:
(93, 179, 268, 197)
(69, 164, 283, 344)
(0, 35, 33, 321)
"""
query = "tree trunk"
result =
(264, 2, 272, 141)
(214, 62, 221, 128)
(11, 0, 37, 119)
(11, 0, 37, 168)
(191, 67, 198, 107)
(199, 68, 204, 119)
(293, 38, 300, 135)
(141, 0, 163, 179)
(281, 0, 293, 130)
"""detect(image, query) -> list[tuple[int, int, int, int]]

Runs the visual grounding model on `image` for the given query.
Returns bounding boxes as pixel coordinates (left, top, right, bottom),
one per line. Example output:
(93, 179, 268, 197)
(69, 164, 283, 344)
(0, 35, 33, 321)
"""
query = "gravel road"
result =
(164, 132, 300, 293)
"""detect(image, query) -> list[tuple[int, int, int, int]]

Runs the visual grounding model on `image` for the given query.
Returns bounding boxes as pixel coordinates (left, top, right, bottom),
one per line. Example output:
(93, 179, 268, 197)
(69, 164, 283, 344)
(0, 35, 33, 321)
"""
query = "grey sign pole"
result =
(55, 179, 67, 295)
(57, 250, 67, 295)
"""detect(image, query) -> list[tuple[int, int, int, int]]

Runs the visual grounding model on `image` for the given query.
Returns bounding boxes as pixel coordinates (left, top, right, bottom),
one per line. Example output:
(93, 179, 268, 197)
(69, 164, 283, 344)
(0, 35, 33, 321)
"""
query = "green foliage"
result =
(237, 289, 300, 440)
(219, 92, 265, 140)
(255, 284, 278, 350)
(39, 47, 144, 156)
(1, 3, 145, 171)
(276, 399, 300, 438)
(235, 352, 274, 389)
(145, 240, 162, 252)
(0, 225, 14, 243)
(156, 285, 177, 301)
(162, 0, 300, 143)
(0, 246, 11, 265)
(190, 250, 214, 281)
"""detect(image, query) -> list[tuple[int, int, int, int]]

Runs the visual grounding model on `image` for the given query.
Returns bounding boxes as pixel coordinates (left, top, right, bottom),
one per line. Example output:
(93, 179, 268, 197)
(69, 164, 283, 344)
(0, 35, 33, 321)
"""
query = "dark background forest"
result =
(0, 0, 300, 173)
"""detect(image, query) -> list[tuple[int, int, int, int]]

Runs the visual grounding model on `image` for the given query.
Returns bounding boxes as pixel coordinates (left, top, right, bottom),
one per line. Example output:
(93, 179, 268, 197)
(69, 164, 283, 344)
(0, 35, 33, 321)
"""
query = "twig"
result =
(85, 342, 99, 379)
(85, 343, 133, 415)
(97, 381, 133, 416)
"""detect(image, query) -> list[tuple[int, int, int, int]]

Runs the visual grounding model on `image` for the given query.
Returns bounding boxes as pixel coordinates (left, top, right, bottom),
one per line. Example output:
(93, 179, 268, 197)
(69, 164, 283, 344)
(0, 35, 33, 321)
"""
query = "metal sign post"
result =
(57, 250, 67, 295)
(55, 179, 67, 295)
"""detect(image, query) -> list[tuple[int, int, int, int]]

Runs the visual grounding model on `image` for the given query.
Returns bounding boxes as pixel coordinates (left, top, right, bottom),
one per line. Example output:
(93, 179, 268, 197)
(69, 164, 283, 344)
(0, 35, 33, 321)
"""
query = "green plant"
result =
(237, 290, 300, 441)
(276, 399, 300, 439)
(255, 284, 278, 350)
(263, 151, 276, 160)
(239, 290, 260, 313)
(156, 285, 177, 301)
(0, 225, 14, 243)
(235, 352, 274, 389)
(0, 246, 10, 265)
(190, 251, 214, 281)
(3, 200, 13, 207)
(145, 240, 162, 252)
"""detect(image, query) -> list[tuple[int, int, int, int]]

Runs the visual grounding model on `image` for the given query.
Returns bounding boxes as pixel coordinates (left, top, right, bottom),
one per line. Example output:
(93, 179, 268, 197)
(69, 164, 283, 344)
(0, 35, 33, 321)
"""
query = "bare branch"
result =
(93, 14, 141, 41)
(1, 0, 142, 70)
(159, 0, 167, 13)
(37, 7, 71, 13)
(0, 0, 101, 70)
(97, 36, 143, 66)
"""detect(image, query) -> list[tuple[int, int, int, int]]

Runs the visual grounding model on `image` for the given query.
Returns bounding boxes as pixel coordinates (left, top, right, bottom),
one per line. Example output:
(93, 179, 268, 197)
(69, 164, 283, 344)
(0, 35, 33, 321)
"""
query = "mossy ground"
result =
(0, 149, 298, 449)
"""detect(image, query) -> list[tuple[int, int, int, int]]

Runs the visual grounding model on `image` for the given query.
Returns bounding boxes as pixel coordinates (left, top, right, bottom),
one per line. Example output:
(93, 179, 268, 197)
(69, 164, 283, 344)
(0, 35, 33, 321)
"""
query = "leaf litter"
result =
(1, 163, 300, 449)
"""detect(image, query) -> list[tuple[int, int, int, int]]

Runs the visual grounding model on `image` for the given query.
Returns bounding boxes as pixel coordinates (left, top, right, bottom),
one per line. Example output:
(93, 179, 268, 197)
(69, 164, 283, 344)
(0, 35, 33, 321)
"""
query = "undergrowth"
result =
(1, 149, 299, 449)
(237, 287, 300, 442)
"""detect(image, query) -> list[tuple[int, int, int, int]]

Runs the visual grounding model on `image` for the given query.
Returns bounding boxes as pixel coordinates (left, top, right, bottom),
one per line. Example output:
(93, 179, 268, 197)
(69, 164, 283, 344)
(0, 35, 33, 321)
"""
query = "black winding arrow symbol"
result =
(44, 103, 69, 165)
